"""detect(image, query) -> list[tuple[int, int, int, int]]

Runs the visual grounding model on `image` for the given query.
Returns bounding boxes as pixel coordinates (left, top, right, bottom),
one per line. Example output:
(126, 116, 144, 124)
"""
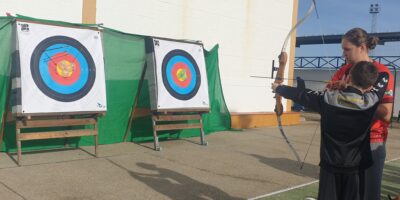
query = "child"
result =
(272, 61, 389, 200)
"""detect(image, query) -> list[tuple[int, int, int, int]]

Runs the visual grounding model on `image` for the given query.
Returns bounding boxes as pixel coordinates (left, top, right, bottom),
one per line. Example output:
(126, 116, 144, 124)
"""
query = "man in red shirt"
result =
(327, 28, 394, 200)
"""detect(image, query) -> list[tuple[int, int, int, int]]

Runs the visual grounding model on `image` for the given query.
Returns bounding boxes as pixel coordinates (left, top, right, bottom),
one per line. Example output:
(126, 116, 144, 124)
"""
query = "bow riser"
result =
(274, 52, 288, 116)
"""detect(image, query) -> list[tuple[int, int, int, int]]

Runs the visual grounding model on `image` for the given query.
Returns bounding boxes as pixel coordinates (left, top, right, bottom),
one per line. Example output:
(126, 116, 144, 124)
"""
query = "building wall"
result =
(0, 0, 83, 23)
(96, 0, 297, 113)
(0, 0, 300, 127)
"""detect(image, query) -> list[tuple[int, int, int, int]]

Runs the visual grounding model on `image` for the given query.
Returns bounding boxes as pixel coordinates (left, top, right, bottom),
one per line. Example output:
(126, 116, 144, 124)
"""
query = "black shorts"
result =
(317, 168, 365, 200)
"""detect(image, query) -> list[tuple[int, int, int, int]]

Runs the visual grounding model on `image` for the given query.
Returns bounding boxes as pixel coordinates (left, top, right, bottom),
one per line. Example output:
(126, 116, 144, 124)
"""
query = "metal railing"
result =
(295, 56, 400, 69)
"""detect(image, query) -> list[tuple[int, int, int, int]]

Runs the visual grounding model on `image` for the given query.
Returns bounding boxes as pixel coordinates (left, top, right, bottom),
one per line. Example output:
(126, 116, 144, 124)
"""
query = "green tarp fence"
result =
(0, 16, 231, 152)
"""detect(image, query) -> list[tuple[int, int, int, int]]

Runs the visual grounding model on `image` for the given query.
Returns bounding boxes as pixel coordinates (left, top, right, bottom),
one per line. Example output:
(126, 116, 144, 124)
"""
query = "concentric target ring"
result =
(161, 49, 201, 100)
(30, 36, 96, 102)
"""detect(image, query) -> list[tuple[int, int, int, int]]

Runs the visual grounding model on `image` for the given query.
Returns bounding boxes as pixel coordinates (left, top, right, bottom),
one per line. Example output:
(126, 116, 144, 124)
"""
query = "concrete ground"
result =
(0, 115, 399, 200)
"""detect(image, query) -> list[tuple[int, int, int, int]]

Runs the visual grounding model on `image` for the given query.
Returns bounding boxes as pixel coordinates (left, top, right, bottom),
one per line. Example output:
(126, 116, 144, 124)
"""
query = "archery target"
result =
(30, 36, 96, 102)
(147, 38, 209, 111)
(14, 21, 107, 115)
(162, 49, 201, 100)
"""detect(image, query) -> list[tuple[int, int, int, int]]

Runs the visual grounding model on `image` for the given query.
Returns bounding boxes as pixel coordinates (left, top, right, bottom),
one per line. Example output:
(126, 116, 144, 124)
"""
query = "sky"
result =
(296, 0, 400, 57)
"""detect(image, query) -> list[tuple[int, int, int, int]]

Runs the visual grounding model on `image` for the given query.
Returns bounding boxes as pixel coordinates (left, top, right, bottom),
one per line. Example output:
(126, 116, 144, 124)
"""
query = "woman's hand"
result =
(326, 79, 347, 90)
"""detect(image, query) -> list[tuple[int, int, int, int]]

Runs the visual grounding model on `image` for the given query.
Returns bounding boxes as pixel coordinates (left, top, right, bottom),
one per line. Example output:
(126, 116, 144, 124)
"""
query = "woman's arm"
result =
(375, 103, 393, 123)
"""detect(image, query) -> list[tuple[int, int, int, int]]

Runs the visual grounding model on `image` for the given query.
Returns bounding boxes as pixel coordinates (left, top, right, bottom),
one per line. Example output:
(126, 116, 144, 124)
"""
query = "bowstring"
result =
(299, 0, 330, 169)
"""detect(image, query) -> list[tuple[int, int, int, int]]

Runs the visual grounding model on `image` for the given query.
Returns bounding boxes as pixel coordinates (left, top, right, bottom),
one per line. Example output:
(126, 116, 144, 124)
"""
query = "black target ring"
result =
(30, 36, 96, 102)
(161, 49, 201, 100)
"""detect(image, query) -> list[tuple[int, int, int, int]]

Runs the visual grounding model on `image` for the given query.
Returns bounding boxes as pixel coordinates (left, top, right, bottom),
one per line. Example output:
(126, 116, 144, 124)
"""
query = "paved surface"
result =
(0, 116, 399, 200)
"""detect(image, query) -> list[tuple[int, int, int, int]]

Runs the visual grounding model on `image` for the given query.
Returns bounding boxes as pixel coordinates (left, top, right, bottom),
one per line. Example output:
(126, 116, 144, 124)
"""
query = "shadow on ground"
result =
(248, 154, 319, 179)
(108, 159, 244, 200)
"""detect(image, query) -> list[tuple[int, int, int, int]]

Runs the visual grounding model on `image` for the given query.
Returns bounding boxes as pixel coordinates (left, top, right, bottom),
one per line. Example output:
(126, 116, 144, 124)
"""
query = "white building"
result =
(1, 0, 303, 128)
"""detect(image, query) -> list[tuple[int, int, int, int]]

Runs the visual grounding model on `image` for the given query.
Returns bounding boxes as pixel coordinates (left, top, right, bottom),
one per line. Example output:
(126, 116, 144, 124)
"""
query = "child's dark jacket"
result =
(276, 73, 389, 173)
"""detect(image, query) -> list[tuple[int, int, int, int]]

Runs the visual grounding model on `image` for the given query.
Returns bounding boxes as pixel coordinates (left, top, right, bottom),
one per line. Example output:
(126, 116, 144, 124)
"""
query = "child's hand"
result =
(271, 83, 281, 93)
(326, 75, 348, 91)
(296, 77, 305, 90)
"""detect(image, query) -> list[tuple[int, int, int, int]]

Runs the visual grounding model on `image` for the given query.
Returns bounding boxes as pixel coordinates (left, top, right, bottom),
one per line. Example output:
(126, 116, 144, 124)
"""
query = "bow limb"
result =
(274, 52, 302, 166)
(281, 0, 316, 52)
(274, 0, 317, 167)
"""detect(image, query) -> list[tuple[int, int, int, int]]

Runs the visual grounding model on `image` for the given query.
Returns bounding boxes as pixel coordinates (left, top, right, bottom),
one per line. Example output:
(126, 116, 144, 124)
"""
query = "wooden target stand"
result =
(123, 66, 209, 151)
(17, 113, 101, 165)
(0, 81, 101, 165)
(152, 109, 208, 151)
(125, 108, 208, 151)
(2, 111, 101, 165)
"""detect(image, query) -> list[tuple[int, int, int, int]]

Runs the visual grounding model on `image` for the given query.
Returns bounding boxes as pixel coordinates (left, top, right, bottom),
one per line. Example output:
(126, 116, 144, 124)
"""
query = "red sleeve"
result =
(330, 64, 351, 82)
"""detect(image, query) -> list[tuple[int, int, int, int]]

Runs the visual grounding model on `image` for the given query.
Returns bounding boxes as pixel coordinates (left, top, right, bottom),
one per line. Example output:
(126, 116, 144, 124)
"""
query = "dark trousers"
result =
(317, 168, 365, 200)
(364, 142, 386, 200)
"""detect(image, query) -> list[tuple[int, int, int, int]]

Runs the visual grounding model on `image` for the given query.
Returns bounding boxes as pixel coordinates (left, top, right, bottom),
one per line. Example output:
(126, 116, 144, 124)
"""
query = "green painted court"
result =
(260, 159, 400, 200)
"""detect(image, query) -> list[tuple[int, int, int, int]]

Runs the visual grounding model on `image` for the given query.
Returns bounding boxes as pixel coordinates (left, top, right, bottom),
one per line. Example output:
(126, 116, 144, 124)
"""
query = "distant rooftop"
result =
(296, 32, 400, 47)
(294, 56, 400, 69)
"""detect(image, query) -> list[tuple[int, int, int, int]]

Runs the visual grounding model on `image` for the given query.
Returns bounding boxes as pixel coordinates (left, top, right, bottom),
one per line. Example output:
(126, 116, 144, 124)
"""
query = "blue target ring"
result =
(30, 36, 96, 102)
(162, 49, 201, 100)
(38, 44, 89, 94)
(165, 55, 197, 95)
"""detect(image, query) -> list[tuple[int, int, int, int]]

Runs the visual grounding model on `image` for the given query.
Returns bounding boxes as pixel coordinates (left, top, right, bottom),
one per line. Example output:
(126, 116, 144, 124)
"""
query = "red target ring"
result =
(171, 62, 192, 88)
(47, 52, 81, 86)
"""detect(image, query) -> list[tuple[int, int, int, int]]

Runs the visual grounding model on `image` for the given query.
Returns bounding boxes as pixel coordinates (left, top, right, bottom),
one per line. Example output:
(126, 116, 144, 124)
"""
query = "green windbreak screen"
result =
(0, 16, 230, 152)
(94, 28, 146, 145)
(203, 45, 231, 133)
(0, 18, 13, 151)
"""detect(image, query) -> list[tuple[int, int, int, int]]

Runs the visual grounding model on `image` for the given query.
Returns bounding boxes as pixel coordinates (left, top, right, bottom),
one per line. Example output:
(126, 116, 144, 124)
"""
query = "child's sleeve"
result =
(372, 72, 390, 100)
(276, 85, 324, 113)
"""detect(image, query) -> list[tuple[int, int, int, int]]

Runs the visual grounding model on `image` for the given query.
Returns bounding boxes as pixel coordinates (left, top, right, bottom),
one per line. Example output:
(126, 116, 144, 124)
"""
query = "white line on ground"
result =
(247, 180, 319, 200)
(385, 157, 400, 163)
(247, 157, 400, 200)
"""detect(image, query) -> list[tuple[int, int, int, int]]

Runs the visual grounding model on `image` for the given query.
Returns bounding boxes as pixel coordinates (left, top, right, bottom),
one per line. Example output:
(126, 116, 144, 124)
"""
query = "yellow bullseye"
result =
(56, 60, 75, 78)
(176, 68, 187, 82)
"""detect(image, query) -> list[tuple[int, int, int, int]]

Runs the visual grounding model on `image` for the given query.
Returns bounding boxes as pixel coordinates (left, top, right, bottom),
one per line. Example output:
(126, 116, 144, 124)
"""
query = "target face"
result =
(14, 21, 107, 115)
(147, 38, 209, 111)
(30, 36, 96, 102)
(162, 49, 201, 100)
